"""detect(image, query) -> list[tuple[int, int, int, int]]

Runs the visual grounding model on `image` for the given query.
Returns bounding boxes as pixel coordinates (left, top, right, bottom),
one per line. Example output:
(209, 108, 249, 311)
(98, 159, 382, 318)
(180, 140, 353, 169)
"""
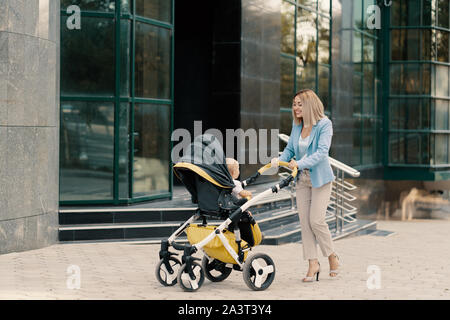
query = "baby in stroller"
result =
(225, 158, 252, 200)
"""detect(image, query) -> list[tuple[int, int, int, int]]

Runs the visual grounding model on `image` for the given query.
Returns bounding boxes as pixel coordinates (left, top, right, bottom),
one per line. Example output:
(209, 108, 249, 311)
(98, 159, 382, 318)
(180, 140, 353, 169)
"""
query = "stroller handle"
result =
(258, 161, 298, 178)
(242, 161, 298, 188)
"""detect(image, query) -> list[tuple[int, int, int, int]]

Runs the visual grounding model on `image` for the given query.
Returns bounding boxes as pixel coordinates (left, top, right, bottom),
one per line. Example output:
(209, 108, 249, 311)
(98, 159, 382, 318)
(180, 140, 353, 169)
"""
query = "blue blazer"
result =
(279, 117, 335, 188)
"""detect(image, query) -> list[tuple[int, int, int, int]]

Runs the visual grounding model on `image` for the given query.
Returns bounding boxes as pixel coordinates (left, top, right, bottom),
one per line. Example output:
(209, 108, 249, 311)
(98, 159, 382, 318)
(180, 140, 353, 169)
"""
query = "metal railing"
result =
(278, 134, 360, 234)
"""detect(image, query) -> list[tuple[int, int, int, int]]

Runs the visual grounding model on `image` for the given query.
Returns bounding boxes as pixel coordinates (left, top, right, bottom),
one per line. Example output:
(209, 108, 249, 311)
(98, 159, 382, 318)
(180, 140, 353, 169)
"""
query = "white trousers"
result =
(296, 170, 335, 260)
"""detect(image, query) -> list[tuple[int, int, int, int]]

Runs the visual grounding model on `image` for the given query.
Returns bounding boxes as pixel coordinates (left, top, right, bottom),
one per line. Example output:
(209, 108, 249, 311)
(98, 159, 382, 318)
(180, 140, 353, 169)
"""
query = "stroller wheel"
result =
(202, 256, 232, 282)
(243, 253, 276, 291)
(177, 262, 205, 292)
(155, 257, 181, 287)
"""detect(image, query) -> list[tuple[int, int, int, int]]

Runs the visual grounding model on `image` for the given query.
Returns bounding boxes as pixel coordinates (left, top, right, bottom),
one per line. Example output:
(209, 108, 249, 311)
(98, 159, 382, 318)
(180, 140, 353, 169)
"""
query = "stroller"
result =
(155, 134, 298, 291)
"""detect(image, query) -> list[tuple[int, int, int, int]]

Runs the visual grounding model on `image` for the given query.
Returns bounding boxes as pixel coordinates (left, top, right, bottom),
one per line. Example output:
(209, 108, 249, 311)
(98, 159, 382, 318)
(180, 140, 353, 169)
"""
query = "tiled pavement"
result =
(0, 219, 449, 300)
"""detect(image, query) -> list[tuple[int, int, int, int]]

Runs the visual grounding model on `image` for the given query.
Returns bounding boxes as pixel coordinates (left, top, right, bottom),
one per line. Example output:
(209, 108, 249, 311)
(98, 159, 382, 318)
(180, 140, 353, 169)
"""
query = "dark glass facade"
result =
(58, 0, 450, 206)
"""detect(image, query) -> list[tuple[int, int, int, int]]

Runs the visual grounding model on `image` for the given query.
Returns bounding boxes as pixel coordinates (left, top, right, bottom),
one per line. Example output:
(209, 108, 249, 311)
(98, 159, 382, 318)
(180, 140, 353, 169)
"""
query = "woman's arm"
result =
(279, 125, 295, 162)
(296, 119, 332, 170)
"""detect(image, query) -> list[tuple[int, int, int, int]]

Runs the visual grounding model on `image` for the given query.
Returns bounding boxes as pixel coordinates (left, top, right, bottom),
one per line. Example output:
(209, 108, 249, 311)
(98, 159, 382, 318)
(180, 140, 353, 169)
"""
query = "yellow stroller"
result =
(155, 134, 297, 291)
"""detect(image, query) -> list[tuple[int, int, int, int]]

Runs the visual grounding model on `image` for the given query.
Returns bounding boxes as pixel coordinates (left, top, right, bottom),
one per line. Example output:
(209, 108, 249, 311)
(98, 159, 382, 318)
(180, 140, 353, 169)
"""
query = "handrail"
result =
(278, 133, 360, 177)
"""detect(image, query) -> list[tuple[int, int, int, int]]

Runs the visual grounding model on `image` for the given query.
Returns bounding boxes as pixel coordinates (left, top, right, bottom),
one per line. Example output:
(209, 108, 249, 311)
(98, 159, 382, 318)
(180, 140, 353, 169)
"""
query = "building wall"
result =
(0, 0, 60, 253)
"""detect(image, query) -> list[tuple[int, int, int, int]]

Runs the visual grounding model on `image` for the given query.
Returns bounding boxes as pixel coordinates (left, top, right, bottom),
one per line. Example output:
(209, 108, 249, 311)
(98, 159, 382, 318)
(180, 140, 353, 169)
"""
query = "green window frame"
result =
(387, 0, 450, 170)
(60, 0, 175, 205)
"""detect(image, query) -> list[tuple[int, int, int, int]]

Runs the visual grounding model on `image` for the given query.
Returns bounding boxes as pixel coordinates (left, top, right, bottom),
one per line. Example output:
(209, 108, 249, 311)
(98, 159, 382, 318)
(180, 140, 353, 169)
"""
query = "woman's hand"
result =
(270, 157, 279, 168)
(288, 159, 298, 170)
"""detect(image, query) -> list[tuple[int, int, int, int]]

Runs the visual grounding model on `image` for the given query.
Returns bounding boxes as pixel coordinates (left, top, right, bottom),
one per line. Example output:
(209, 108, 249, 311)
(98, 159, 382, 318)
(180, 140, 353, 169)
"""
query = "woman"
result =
(271, 89, 340, 282)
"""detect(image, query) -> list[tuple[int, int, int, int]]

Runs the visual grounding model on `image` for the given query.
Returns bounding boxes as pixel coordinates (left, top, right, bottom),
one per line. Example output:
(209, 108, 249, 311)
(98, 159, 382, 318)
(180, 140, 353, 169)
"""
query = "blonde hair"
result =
(226, 158, 239, 176)
(292, 89, 325, 128)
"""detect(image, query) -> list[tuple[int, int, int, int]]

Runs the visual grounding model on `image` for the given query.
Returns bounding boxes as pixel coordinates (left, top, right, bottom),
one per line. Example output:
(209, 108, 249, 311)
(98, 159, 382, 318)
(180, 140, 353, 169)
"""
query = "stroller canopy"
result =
(174, 134, 235, 193)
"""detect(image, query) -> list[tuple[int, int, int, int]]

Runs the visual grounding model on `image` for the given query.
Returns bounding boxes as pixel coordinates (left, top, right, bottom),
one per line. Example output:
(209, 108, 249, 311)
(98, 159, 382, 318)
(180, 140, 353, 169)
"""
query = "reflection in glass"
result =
(281, 2, 295, 55)
(121, 20, 131, 96)
(437, 30, 449, 62)
(437, 0, 449, 28)
(318, 16, 330, 64)
(390, 64, 431, 95)
(353, 0, 362, 29)
(280, 111, 293, 135)
(133, 104, 170, 197)
(119, 103, 130, 199)
(61, 0, 115, 12)
(61, 17, 115, 96)
(135, 0, 171, 22)
(297, 63, 316, 92)
(421, 29, 434, 61)
(318, 66, 329, 110)
(435, 100, 449, 130)
(391, 29, 420, 61)
(352, 118, 361, 166)
(390, 0, 421, 26)
(436, 65, 449, 97)
(362, 118, 375, 165)
(297, 8, 317, 67)
(135, 23, 171, 99)
(319, 0, 330, 15)
(353, 31, 362, 72)
(60, 102, 115, 201)
(435, 134, 448, 164)
(281, 57, 295, 107)
(298, 0, 317, 9)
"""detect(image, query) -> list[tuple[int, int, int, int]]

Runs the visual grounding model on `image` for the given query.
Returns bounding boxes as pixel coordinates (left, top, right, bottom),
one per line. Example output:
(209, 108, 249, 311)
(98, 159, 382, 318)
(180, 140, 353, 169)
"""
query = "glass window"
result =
(436, 65, 449, 97)
(61, 0, 115, 12)
(119, 103, 130, 199)
(60, 101, 115, 201)
(133, 104, 171, 197)
(298, 0, 317, 10)
(352, 118, 361, 166)
(363, 35, 375, 63)
(422, 0, 436, 26)
(437, 0, 449, 28)
(353, 31, 362, 72)
(280, 110, 293, 135)
(319, 0, 330, 14)
(297, 62, 316, 91)
(135, 22, 171, 99)
(405, 133, 422, 164)
(61, 17, 115, 96)
(135, 0, 171, 23)
(353, 0, 362, 29)
(281, 2, 296, 55)
(435, 100, 449, 130)
(390, 0, 421, 26)
(318, 16, 330, 64)
(281, 56, 295, 108)
(120, 19, 131, 96)
(391, 29, 420, 61)
(121, 0, 131, 13)
(318, 65, 329, 110)
(421, 29, 435, 61)
(297, 8, 317, 67)
(436, 30, 449, 63)
(353, 74, 362, 115)
(390, 64, 431, 95)
(362, 118, 375, 165)
(341, 0, 352, 29)
(434, 134, 449, 164)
